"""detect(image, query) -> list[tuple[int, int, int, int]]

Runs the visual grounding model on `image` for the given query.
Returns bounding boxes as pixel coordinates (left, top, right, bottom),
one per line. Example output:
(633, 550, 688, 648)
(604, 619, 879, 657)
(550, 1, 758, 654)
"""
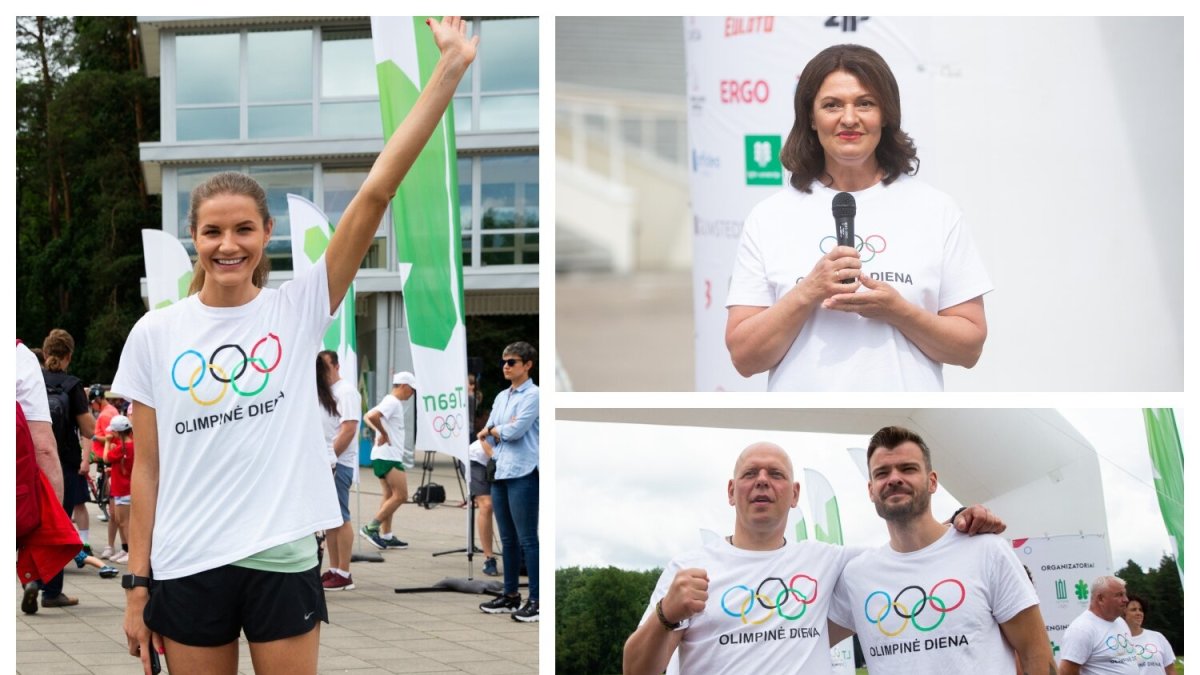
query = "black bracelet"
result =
(949, 506, 968, 524)
(656, 599, 683, 630)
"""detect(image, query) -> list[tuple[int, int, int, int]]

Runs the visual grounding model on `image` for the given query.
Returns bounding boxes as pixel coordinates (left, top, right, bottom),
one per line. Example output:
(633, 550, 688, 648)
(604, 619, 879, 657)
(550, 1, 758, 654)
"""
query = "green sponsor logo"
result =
(1074, 579, 1089, 600)
(1055, 578, 1068, 600)
(745, 134, 782, 186)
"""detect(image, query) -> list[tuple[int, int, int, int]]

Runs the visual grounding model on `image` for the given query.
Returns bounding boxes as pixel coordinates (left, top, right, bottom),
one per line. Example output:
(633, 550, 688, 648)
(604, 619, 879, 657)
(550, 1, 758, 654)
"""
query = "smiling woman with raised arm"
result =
(110, 17, 477, 675)
(725, 44, 991, 392)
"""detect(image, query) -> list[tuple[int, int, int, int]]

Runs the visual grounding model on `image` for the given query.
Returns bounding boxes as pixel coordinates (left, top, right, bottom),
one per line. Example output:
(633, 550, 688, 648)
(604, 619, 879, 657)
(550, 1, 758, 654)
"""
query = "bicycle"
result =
(87, 456, 111, 522)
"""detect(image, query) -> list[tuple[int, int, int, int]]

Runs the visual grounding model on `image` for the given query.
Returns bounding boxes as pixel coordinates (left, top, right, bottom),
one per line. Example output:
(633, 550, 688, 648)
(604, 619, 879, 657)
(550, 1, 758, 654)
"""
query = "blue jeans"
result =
(491, 469, 538, 600)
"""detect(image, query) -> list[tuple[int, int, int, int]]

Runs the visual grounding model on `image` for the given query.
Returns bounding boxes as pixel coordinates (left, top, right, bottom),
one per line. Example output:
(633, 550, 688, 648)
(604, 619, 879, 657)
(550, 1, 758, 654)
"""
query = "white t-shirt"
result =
(726, 175, 992, 391)
(368, 393, 411, 466)
(16, 343, 51, 423)
(829, 528, 1039, 674)
(640, 538, 856, 674)
(1059, 612, 1141, 674)
(111, 257, 342, 580)
(322, 377, 362, 469)
(1127, 628, 1176, 674)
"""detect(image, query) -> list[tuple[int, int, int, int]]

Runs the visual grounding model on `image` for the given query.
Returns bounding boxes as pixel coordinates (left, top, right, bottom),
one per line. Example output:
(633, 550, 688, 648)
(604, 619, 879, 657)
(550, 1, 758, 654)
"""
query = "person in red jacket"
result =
(103, 415, 135, 565)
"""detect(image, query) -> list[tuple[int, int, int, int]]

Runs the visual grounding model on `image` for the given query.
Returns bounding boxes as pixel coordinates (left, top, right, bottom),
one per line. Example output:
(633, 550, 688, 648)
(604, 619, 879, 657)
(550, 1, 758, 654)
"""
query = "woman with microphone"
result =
(725, 44, 991, 391)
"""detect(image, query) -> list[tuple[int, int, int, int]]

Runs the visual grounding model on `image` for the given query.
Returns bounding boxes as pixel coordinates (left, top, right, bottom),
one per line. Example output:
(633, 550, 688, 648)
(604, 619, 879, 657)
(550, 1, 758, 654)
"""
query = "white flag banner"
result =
(1012, 534, 1113, 659)
(141, 229, 193, 310)
(372, 16, 469, 466)
(287, 194, 358, 382)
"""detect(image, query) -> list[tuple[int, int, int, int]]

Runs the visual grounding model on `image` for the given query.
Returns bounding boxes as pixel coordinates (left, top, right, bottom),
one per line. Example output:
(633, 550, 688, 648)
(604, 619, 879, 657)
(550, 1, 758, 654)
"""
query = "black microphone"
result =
(831, 192, 856, 284)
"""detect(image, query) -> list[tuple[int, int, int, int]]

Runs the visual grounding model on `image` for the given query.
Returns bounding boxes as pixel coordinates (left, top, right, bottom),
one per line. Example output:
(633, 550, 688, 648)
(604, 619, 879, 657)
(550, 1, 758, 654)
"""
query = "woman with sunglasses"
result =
(476, 342, 540, 622)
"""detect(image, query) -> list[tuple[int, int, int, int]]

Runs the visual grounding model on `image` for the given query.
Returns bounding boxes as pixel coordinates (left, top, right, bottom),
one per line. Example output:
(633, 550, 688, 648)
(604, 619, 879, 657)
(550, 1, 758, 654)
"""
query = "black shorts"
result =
(145, 564, 328, 646)
(469, 461, 490, 498)
(62, 472, 89, 511)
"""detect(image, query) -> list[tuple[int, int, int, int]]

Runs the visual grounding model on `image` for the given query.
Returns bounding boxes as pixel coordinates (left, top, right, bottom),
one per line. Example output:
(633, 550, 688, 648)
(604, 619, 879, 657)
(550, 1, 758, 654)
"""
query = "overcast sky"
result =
(555, 408, 1180, 573)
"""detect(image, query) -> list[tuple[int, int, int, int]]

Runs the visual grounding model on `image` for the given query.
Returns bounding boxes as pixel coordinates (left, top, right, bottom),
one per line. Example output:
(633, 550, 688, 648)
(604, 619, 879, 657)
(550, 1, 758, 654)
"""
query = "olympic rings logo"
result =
(819, 234, 888, 263)
(171, 334, 283, 407)
(432, 414, 464, 439)
(1105, 634, 1157, 660)
(720, 574, 818, 625)
(863, 579, 966, 636)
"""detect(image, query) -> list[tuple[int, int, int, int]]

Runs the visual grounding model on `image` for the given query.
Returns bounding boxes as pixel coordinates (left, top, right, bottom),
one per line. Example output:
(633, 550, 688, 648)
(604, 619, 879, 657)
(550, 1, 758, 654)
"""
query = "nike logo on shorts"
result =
(304, 611, 315, 621)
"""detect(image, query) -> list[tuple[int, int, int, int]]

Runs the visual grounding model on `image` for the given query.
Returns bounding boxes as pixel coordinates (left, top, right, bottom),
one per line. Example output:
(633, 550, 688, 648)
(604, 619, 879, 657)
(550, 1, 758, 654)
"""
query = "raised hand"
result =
(661, 568, 710, 625)
(426, 16, 479, 67)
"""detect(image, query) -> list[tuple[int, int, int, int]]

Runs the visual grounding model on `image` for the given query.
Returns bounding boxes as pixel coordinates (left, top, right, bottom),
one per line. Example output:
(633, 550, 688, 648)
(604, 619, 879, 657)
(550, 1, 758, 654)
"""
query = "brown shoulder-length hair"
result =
(781, 44, 919, 194)
(186, 171, 273, 295)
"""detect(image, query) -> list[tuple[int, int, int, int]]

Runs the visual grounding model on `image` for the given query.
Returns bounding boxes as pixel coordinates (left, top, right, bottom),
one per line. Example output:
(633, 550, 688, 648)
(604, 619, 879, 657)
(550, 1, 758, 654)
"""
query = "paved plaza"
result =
(15, 454, 539, 674)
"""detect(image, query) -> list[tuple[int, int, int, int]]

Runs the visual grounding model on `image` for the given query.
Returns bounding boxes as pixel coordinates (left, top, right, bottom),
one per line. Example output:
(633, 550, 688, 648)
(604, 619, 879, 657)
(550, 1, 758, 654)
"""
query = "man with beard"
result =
(623, 441, 1006, 675)
(828, 426, 1054, 674)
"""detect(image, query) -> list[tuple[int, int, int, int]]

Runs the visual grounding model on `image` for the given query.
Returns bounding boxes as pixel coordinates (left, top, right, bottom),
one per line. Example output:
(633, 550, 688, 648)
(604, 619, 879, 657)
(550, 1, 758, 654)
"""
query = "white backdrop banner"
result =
(1012, 534, 1113, 659)
(685, 16, 933, 391)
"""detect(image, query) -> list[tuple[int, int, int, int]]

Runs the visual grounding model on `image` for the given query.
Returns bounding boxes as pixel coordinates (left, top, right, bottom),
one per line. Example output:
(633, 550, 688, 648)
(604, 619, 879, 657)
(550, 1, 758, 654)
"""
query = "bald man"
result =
(1058, 576, 1138, 674)
(623, 442, 1004, 674)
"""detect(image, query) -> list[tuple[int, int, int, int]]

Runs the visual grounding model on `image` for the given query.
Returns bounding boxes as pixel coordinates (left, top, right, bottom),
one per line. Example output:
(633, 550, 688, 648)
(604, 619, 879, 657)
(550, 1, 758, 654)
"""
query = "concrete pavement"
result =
(16, 454, 538, 674)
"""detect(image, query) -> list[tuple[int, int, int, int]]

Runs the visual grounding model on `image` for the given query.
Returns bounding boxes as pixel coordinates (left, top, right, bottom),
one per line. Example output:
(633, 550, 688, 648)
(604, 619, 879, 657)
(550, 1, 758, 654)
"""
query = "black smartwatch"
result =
(121, 574, 151, 590)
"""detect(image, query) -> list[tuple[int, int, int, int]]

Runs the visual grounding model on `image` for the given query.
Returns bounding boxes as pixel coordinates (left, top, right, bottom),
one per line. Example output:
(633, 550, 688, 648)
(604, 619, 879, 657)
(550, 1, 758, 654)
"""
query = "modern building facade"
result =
(136, 16, 539, 402)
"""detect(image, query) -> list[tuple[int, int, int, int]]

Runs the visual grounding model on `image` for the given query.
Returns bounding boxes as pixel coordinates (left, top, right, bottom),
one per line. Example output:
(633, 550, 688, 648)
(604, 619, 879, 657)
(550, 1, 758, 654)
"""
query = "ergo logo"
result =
(720, 79, 769, 104)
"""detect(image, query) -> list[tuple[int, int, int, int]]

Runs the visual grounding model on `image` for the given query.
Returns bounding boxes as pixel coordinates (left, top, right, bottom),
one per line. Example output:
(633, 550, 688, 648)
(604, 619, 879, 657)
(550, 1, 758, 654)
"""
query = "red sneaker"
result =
(322, 573, 355, 591)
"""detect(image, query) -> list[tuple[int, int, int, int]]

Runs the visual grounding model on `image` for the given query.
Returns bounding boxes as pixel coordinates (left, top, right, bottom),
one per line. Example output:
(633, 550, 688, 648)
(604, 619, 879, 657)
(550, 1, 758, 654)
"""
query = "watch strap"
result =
(122, 573, 151, 589)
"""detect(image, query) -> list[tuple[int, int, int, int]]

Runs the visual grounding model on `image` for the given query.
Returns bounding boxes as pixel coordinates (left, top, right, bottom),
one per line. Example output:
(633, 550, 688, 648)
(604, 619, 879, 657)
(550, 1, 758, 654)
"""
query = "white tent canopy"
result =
(557, 408, 1111, 566)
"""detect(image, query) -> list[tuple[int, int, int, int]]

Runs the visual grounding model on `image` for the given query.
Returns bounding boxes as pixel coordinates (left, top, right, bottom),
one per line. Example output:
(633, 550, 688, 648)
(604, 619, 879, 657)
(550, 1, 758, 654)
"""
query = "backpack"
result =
(16, 402, 43, 538)
(42, 371, 82, 468)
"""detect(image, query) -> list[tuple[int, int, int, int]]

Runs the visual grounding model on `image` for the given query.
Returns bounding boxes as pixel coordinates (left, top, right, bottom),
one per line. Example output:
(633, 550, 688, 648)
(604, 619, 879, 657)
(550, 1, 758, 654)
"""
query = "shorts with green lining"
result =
(372, 458, 406, 478)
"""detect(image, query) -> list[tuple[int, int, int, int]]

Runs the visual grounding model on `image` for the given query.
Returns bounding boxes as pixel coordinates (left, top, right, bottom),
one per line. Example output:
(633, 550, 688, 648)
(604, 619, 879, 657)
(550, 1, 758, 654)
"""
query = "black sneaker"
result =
(482, 556, 499, 576)
(512, 598, 539, 623)
(381, 536, 408, 549)
(479, 593, 521, 614)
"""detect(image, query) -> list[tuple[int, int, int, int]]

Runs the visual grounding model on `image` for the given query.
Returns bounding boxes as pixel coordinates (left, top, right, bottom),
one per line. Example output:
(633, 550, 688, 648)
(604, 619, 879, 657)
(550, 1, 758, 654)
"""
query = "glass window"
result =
(458, 157, 473, 233)
(321, 30, 377, 98)
(480, 156, 537, 230)
(480, 18, 537, 92)
(324, 168, 387, 269)
(248, 30, 312, 103)
(319, 101, 381, 137)
(177, 108, 240, 141)
(482, 232, 538, 266)
(480, 94, 537, 130)
(248, 165, 314, 260)
(249, 104, 312, 139)
(176, 33, 239, 105)
(452, 97, 472, 133)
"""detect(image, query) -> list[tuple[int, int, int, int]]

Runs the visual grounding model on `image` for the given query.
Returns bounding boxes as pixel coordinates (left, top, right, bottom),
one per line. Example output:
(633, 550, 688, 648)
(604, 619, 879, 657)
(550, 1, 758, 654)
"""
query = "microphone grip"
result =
(835, 217, 855, 284)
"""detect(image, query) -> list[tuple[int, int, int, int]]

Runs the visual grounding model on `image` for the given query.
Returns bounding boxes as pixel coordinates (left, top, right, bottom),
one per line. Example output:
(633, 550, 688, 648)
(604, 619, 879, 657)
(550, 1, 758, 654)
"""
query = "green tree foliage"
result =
(16, 16, 160, 381)
(1116, 554, 1183, 656)
(556, 566, 662, 675)
(465, 313, 538, 416)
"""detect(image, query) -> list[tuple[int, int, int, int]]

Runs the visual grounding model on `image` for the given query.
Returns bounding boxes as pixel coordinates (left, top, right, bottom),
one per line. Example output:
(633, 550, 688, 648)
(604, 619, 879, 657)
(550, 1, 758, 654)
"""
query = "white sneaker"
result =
(111, 551, 129, 564)
(99, 546, 114, 560)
